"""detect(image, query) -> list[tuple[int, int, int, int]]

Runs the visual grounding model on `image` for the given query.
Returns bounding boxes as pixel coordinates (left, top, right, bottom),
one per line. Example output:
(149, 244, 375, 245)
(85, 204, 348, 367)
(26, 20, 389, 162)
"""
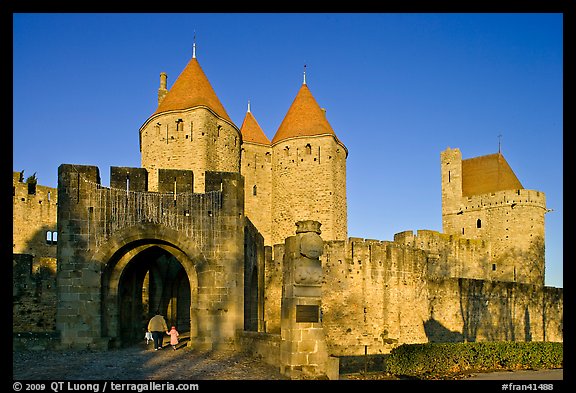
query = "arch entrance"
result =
(97, 227, 203, 348)
(117, 246, 191, 344)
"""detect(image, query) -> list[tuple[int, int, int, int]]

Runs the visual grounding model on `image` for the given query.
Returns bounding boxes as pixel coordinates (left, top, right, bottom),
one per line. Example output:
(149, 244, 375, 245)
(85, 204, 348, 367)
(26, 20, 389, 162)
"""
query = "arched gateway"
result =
(96, 225, 202, 347)
(56, 164, 264, 350)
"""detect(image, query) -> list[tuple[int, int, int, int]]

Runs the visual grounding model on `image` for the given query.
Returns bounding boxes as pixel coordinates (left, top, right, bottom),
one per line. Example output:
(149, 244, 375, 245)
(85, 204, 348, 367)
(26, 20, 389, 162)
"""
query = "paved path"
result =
(465, 369, 563, 380)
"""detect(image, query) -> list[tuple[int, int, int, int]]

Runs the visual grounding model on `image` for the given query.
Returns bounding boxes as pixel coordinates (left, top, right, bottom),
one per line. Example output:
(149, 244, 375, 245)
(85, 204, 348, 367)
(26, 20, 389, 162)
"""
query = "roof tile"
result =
(153, 58, 232, 122)
(240, 111, 270, 145)
(272, 84, 340, 145)
(462, 153, 523, 196)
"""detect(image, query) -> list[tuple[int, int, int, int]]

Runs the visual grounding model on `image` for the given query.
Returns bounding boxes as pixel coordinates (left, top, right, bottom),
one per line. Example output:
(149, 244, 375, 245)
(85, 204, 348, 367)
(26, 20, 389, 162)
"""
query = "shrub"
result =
(385, 341, 562, 377)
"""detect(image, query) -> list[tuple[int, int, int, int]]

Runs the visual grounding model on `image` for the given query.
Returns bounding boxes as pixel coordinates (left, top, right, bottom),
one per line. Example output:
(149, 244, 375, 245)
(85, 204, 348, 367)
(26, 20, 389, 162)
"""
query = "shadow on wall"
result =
(13, 226, 58, 334)
(423, 318, 464, 343)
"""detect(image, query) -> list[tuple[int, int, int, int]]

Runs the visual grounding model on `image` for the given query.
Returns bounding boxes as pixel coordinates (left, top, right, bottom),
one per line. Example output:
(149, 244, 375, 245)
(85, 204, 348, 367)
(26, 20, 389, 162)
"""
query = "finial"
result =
(498, 133, 503, 154)
(192, 30, 196, 59)
(247, 100, 251, 113)
(303, 64, 307, 85)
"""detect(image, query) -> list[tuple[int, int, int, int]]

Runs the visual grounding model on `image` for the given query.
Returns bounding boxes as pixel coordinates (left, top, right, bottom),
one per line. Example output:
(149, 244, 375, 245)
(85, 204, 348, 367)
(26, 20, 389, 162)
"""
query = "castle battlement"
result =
(458, 188, 546, 212)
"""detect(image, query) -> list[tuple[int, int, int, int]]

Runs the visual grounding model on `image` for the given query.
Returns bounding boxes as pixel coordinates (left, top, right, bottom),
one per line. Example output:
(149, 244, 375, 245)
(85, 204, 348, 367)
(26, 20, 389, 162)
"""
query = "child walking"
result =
(166, 326, 179, 350)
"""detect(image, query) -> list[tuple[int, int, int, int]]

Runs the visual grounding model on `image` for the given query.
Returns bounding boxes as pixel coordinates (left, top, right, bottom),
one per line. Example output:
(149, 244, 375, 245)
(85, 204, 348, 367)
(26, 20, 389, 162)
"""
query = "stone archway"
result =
(116, 245, 192, 345)
(93, 224, 204, 348)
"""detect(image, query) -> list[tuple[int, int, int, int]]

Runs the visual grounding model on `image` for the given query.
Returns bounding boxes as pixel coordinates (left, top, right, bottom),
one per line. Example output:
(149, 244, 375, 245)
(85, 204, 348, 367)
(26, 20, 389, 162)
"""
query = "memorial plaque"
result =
(296, 305, 319, 323)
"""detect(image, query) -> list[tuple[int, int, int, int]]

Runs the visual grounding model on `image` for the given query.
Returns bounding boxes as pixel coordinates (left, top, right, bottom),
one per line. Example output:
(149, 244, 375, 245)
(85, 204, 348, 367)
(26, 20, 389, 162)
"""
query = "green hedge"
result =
(384, 341, 563, 377)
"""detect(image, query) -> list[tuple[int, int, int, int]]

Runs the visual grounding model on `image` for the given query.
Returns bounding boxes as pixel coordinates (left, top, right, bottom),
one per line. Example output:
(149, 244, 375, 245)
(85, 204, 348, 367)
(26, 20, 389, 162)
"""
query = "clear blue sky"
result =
(12, 13, 563, 288)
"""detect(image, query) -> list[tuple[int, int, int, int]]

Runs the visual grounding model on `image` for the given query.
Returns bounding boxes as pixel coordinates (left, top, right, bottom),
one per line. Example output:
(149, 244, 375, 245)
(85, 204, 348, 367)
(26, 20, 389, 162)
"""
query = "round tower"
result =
(270, 76, 348, 245)
(139, 53, 241, 193)
(240, 101, 273, 245)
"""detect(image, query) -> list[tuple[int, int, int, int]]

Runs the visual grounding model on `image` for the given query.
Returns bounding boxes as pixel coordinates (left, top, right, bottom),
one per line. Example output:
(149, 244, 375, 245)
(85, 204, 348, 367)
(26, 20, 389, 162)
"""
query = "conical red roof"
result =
(271, 84, 340, 145)
(240, 110, 270, 145)
(153, 57, 232, 122)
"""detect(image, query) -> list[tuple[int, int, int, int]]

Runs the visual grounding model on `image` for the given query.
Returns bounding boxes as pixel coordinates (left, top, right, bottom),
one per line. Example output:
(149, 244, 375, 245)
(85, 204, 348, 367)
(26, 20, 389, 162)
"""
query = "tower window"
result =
(253, 185, 257, 196)
(492, 263, 496, 271)
(176, 119, 184, 131)
(476, 219, 482, 229)
(265, 152, 271, 163)
(305, 144, 312, 155)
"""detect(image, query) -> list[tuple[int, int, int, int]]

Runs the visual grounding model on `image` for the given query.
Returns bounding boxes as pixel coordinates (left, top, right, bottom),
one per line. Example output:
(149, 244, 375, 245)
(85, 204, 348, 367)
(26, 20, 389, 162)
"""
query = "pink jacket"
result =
(167, 328, 179, 345)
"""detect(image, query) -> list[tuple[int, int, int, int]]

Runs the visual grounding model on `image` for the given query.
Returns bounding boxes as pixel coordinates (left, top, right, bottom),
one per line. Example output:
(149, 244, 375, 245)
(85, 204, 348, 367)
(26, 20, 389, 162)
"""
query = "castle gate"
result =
(56, 164, 249, 350)
(96, 227, 203, 347)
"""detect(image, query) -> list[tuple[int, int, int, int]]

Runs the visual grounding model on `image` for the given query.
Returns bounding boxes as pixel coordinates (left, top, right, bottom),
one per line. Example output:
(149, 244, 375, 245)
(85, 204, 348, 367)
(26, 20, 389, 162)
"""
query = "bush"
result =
(385, 341, 562, 377)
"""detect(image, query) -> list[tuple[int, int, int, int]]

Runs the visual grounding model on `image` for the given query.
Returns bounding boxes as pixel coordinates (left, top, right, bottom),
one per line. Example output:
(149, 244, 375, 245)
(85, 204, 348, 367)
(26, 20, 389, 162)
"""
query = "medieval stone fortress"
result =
(13, 46, 562, 378)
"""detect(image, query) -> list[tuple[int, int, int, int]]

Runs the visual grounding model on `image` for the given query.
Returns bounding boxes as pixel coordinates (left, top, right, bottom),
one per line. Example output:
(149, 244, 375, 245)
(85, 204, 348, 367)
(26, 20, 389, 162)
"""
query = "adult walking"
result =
(147, 312, 168, 350)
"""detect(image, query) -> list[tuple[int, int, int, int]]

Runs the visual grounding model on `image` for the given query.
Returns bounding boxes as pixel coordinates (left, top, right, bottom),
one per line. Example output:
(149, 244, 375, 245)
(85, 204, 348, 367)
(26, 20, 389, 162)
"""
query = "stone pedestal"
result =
(280, 220, 339, 379)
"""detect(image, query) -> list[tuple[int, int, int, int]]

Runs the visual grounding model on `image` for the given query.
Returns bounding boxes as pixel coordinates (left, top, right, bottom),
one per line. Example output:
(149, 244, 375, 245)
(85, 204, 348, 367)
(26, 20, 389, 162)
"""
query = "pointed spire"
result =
(240, 102, 270, 145)
(152, 54, 232, 122)
(192, 30, 196, 59)
(303, 64, 307, 85)
(273, 83, 337, 145)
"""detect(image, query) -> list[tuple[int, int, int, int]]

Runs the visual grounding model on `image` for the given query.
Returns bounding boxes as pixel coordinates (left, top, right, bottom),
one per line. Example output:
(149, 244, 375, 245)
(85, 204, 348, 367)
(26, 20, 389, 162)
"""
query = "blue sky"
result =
(12, 13, 563, 288)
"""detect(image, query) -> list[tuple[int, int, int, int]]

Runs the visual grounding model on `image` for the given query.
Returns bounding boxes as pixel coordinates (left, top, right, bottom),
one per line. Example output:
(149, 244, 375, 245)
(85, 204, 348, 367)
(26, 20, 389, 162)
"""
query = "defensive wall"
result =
(13, 172, 58, 338)
(263, 232, 563, 357)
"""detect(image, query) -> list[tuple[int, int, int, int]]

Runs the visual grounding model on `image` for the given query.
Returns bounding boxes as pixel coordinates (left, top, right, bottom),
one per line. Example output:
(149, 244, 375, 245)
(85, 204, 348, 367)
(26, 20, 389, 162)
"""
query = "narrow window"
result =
(462, 228, 465, 235)
(46, 231, 58, 245)
(476, 219, 482, 229)
(305, 143, 312, 155)
(176, 119, 184, 131)
(492, 263, 496, 271)
(284, 146, 289, 157)
(253, 185, 257, 196)
(448, 170, 451, 182)
(265, 152, 271, 163)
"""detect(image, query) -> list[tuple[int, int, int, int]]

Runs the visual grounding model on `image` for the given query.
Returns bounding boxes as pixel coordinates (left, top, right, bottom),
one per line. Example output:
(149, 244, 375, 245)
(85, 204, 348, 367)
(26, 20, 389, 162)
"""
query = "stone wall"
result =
(12, 172, 59, 338)
(13, 254, 57, 333)
(13, 172, 58, 257)
(241, 142, 273, 246)
(271, 135, 347, 245)
(140, 108, 241, 193)
(264, 233, 563, 356)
